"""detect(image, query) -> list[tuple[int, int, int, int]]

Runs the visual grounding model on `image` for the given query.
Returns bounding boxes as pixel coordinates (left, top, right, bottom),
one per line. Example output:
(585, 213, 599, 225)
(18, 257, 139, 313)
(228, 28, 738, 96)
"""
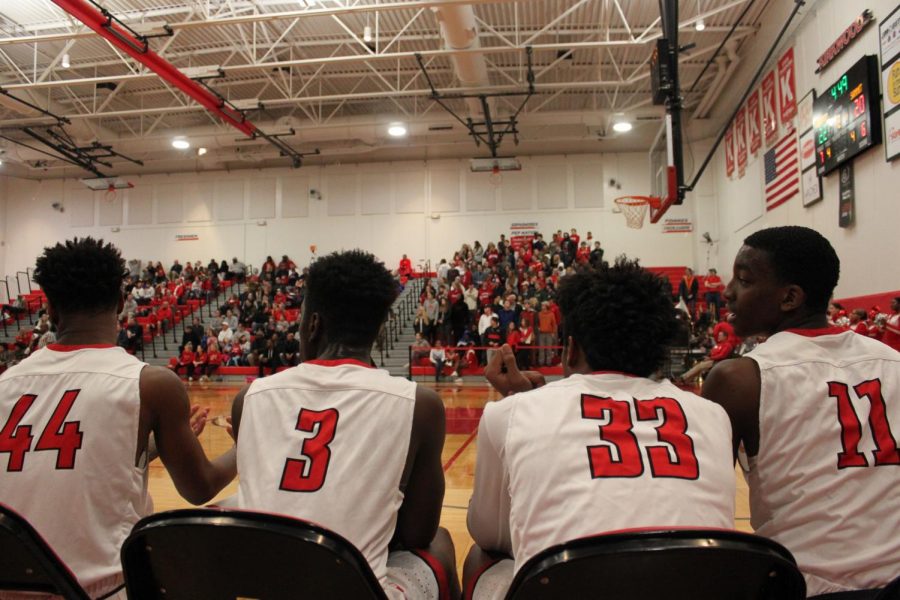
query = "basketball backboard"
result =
(648, 114, 678, 224)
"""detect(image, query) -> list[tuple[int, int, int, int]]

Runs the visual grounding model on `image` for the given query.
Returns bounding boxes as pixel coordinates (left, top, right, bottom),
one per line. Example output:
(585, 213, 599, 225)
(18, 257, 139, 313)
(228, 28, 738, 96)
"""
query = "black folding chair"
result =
(121, 508, 388, 600)
(0, 503, 90, 599)
(505, 529, 806, 600)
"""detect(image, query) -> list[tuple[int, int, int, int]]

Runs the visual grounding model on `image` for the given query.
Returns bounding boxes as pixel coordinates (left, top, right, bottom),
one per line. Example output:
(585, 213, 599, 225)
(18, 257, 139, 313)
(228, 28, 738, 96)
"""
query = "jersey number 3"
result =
(279, 408, 339, 492)
(0, 390, 84, 472)
(581, 395, 699, 479)
(829, 379, 900, 469)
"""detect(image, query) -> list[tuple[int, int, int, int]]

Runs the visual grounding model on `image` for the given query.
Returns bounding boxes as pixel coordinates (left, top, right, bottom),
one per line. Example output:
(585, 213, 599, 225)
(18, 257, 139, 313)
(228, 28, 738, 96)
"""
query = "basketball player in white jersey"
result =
(0, 237, 237, 599)
(231, 250, 460, 600)
(464, 258, 736, 599)
(703, 226, 900, 597)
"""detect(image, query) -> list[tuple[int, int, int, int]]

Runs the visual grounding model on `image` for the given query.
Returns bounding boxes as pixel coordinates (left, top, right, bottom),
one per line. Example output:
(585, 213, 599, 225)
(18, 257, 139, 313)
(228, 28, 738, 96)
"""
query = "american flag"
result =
(764, 129, 799, 211)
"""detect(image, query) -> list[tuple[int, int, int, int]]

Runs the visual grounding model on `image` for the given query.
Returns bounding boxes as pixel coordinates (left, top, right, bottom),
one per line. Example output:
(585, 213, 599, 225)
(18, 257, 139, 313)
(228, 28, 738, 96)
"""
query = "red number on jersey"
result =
(34, 390, 84, 469)
(830, 379, 900, 469)
(0, 390, 84, 471)
(581, 395, 699, 479)
(279, 408, 339, 492)
(582, 396, 642, 477)
(635, 397, 699, 479)
(0, 395, 37, 471)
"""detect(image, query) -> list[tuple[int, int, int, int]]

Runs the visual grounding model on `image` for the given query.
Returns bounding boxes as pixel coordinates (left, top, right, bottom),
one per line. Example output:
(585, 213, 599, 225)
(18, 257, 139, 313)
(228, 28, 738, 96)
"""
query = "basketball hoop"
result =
(614, 195, 660, 229)
(489, 165, 502, 187)
(104, 185, 118, 203)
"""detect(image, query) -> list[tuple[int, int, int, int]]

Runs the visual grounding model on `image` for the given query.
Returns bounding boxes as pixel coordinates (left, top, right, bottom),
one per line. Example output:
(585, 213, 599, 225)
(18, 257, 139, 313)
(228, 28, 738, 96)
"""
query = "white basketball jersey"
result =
(0, 344, 151, 598)
(485, 373, 735, 571)
(237, 359, 417, 599)
(746, 328, 900, 596)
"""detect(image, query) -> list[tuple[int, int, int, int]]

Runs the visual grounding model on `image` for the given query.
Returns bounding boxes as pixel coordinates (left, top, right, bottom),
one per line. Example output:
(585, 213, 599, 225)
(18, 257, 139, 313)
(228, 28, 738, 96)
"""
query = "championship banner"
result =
(747, 90, 762, 155)
(724, 124, 735, 177)
(762, 71, 779, 146)
(778, 47, 798, 124)
(662, 218, 693, 233)
(736, 105, 748, 176)
(175, 234, 199, 242)
(510, 222, 538, 251)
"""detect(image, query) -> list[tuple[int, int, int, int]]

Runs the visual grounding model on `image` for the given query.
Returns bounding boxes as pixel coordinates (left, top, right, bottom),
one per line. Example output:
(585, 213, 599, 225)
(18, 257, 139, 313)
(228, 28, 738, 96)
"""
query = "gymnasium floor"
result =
(150, 382, 752, 574)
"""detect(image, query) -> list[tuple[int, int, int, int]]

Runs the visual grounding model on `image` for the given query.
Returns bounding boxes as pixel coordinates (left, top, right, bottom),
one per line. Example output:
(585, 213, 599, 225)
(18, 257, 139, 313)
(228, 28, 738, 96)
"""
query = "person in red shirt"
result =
(205, 341, 223, 381)
(155, 302, 173, 336)
(681, 328, 735, 383)
(575, 242, 590, 265)
(398, 254, 413, 278)
(569, 228, 580, 248)
(193, 346, 207, 381)
(704, 268, 725, 321)
(881, 297, 900, 352)
(170, 341, 196, 380)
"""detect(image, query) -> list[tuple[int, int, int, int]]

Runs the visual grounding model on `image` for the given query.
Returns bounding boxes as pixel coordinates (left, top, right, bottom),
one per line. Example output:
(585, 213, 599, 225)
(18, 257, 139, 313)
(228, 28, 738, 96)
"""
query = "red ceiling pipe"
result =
(52, 0, 257, 138)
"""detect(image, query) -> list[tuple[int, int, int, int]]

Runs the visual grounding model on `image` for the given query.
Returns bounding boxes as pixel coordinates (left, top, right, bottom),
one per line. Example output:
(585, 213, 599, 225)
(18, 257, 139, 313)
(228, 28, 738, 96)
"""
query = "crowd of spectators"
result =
(402, 228, 605, 379)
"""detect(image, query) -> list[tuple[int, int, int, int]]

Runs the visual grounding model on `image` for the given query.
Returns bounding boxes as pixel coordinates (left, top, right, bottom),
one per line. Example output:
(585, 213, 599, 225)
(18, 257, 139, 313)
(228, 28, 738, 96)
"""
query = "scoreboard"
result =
(813, 55, 882, 175)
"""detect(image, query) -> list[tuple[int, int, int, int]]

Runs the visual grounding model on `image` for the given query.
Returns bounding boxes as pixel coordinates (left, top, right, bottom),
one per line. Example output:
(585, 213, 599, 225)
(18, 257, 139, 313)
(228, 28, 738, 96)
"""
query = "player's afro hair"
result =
(744, 226, 839, 313)
(33, 237, 125, 315)
(557, 257, 677, 377)
(304, 249, 398, 347)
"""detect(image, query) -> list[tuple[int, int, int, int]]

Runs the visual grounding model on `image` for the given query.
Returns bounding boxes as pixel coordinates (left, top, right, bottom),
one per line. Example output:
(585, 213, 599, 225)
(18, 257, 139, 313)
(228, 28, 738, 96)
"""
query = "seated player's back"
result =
(236, 359, 416, 589)
(0, 344, 151, 597)
(746, 328, 900, 593)
(479, 372, 734, 570)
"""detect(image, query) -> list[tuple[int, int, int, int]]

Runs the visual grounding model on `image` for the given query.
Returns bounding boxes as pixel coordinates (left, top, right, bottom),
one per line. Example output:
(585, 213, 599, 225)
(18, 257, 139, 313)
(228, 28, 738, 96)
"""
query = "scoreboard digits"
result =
(813, 55, 882, 175)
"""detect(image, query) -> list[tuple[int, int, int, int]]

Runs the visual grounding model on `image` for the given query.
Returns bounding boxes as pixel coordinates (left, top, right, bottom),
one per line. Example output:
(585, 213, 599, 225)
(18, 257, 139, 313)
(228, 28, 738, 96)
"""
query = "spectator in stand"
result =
(449, 296, 470, 345)
(257, 335, 278, 378)
(180, 324, 201, 354)
(172, 341, 197, 381)
(411, 332, 431, 364)
(0, 343, 16, 370)
(430, 340, 447, 383)
(538, 302, 559, 367)
(117, 315, 142, 355)
(398, 254, 413, 279)
(496, 298, 517, 332)
(516, 320, 534, 370)
(217, 321, 234, 350)
(192, 344, 208, 381)
(205, 341, 223, 381)
(413, 306, 432, 341)
(704, 268, 725, 321)
(435, 299, 451, 343)
(478, 306, 495, 341)
(169, 259, 183, 281)
(156, 302, 173, 337)
(575, 241, 590, 265)
(589, 241, 605, 268)
(681, 325, 736, 383)
(678, 267, 699, 319)
(848, 309, 869, 335)
(473, 241, 485, 263)
(120, 293, 138, 319)
(483, 316, 503, 364)
(229, 257, 247, 282)
(883, 297, 900, 352)
(280, 332, 300, 367)
(261, 256, 277, 281)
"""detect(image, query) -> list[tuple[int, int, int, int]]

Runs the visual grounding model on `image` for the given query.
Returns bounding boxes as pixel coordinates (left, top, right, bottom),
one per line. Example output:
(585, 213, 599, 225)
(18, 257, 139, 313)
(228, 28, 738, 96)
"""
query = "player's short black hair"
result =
(304, 250, 397, 347)
(557, 257, 676, 377)
(33, 237, 125, 315)
(744, 226, 839, 313)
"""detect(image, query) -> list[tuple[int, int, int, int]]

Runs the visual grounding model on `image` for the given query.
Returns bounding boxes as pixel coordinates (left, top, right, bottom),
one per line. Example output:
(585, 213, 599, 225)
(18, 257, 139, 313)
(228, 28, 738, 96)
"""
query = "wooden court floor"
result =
(151, 382, 751, 574)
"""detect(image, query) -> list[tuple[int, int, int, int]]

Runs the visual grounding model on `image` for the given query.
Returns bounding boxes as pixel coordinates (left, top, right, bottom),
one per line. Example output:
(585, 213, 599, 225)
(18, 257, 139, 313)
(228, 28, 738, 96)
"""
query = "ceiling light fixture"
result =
(363, 25, 372, 42)
(695, 18, 706, 31)
(387, 122, 408, 137)
(612, 120, 633, 133)
(172, 137, 190, 149)
(197, 147, 207, 156)
(61, 53, 70, 68)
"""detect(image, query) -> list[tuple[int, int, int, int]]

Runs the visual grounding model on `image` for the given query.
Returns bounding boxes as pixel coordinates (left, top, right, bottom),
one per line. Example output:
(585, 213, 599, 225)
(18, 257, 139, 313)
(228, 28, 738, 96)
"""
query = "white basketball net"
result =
(614, 196, 650, 229)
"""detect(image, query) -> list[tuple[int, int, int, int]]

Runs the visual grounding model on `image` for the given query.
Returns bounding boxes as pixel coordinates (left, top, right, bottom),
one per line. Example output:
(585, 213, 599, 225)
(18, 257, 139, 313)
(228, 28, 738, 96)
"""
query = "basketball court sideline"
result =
(149, 382, 753, 574)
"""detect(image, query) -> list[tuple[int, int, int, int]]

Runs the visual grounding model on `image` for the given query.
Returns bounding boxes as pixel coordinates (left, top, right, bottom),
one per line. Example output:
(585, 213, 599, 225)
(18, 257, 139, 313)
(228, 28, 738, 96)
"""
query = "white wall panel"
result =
(156, 183, 183, 223)
(281, 176, 309, 217)
(215, 179, 244, 221)
(395, 171, 426, 213)
(248, 178, 276, 218)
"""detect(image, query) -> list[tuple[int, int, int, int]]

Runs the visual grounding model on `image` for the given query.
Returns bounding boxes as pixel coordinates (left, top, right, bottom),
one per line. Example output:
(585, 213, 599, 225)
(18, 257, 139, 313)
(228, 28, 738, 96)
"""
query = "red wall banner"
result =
(736, 105, 748, 175)
(762, 71, 778, 146)
(725, 125, 735, 177)
(747, 90, 762, 154)
(778, 47, 798, 123)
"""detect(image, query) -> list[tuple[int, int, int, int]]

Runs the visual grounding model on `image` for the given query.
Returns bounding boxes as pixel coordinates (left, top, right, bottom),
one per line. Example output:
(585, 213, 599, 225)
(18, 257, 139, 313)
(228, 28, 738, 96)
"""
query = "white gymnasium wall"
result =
(710, 0, 900, 297)
(1, 153, 701, 276)
(0, 176, 7, 302)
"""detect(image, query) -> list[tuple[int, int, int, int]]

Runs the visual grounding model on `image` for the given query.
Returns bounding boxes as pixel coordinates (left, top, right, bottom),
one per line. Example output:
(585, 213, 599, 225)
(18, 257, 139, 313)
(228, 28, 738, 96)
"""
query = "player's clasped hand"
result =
(484, 344, 546, 396)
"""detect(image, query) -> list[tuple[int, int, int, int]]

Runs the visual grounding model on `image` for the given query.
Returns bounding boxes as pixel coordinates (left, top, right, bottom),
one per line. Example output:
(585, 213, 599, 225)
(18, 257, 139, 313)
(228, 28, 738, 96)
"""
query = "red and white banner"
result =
(724, 124, 735, 178)
(747, 90, 762, 155)
(778, 47, 797, 124)
(736, 105, 748, 176)
(510, 222, 538, 251)
(762, 71, 778, 146)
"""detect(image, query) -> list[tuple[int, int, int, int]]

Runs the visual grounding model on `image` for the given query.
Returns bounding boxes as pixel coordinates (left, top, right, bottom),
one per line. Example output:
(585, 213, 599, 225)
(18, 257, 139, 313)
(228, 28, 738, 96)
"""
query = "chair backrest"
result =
(505, 529, 806, 600)
(121, 508, 388, 600)
(0, 503, 90, 599)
